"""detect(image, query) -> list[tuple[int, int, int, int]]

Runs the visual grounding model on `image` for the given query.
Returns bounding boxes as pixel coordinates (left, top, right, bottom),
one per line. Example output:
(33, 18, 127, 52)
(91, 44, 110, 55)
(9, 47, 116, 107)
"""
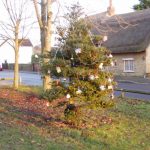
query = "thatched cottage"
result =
(89, 3, 150, 76)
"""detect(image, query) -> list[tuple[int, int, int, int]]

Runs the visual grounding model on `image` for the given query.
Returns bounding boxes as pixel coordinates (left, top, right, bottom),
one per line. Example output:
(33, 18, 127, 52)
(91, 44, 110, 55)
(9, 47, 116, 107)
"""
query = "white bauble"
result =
(66, 94, 71, 99)
(35, 54, 38, 58)
(75, 48, 81, 54)
(111, 62, 114, 66)
(56, 66, 61, 73)
(100, 85, 105, 91)
(108, 85, 113, 90)
(89, 75, 95, 80)
(76, 89, 82, 94)
(99, 63, 103, 69)
(108, 54, 113, 58)
(103, 35, 108, 42)
(108, 78, 112, 83)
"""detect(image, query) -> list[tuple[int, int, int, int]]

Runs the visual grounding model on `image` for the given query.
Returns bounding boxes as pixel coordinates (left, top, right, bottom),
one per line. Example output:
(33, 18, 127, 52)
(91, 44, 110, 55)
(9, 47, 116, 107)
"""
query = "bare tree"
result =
(0, 0, 35, 89)
(33, 0, 53, 90)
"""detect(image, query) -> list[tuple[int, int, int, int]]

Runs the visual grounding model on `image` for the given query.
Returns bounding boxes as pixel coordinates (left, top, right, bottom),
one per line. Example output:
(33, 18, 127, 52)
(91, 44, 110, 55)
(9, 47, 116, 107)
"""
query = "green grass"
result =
(17, 85, 43, 95)
(0, 88, 150, 150)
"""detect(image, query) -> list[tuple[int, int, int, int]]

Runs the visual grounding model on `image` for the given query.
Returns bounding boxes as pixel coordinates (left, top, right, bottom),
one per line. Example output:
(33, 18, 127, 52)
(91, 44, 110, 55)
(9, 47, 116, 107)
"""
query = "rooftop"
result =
(88, 8, 150, 53)
(20, 39, 33, 47)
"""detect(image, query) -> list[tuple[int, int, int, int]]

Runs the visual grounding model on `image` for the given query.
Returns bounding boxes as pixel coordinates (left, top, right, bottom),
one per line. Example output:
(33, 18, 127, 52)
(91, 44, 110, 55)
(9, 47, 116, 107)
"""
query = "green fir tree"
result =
(43, 3, 115, 124)
(133, 0, 150, 10)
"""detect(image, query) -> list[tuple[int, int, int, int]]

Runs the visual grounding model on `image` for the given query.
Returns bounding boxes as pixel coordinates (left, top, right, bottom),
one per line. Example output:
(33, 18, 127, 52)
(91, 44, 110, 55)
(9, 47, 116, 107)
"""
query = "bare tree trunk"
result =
(1, 0, 33, 89)
(14, 47, 19, 89)
(43, 0, 52, 90)
(41, 0, 52, 90)
(13, 25, 19, 89)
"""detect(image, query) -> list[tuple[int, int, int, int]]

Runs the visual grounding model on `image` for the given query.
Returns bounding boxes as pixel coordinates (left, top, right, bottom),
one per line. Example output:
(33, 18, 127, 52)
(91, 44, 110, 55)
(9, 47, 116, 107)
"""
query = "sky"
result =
(58, 0, 139, 15)
(16, 0, 139, 45)
(0, 0, 140, 46)
(49, 0, 139, 46)
(0, 0, 140, 64)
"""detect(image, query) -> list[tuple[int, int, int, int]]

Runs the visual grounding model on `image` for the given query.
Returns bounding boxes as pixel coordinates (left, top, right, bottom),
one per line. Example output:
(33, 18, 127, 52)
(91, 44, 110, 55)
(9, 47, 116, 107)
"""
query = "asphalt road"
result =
(0, 70, 150, 100)
(117, 82, 150, 93)
(115, 91, 150, 101)
(0, 70, 42, 86)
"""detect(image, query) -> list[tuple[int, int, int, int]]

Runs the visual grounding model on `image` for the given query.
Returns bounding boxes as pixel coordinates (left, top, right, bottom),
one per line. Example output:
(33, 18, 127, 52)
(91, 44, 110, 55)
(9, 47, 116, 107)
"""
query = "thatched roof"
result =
(88, 8, 150, 53)
(20, 39, 33, 47)
(33, 44, 58, 56)
(33, 44, 41, 54)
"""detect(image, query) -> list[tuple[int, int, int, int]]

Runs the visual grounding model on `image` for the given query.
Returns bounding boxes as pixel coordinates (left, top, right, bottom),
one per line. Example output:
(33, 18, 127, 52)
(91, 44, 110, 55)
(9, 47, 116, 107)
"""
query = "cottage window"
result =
(123, 58, 134, 72)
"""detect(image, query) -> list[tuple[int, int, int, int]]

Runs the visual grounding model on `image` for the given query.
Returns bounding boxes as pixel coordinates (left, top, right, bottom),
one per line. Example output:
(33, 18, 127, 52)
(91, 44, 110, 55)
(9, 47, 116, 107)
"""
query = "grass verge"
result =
(0, 87, 150, 150)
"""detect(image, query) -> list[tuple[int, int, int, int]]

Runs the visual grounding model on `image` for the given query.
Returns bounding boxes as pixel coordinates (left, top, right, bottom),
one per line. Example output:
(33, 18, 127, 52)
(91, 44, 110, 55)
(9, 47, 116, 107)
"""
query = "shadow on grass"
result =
(0, 98, 64, 128)
(0, 98, 111, 149)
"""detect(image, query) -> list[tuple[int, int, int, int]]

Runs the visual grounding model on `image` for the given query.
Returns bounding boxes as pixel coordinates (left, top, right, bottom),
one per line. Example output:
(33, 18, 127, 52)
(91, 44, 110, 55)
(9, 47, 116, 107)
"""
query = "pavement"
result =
(115, 76, 150, 84)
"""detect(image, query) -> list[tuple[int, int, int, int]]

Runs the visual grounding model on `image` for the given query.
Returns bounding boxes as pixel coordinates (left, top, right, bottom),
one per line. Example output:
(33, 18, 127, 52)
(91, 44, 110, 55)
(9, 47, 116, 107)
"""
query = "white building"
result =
(0, 39, 33, 65)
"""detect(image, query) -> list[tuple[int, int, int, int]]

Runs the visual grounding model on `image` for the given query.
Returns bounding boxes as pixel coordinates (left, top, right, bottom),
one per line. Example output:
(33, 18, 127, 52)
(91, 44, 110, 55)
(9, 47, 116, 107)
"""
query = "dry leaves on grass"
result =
(0, 88, 67, 126)
(0, 88, 113, 129)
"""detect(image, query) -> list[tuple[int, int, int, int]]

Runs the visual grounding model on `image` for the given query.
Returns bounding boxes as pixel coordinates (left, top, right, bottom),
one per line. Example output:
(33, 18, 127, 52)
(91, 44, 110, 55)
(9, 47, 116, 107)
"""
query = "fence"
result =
(2, 63, 40, 72)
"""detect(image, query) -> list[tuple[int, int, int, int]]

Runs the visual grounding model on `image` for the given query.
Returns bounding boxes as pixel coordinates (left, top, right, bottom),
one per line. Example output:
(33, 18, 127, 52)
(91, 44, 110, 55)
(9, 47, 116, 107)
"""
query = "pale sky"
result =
(58, 0, 139, 15)
(0, 0, 140, 64)
(0, 0, 140, 46)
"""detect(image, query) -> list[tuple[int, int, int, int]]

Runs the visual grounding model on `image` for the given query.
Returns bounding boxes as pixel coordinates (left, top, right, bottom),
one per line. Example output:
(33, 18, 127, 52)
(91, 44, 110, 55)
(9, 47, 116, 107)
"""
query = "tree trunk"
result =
(14, 43, 19, 89)
(41, 0, 52, 90)
(33, 0, 53, 91)
(13, 25, 19, 89)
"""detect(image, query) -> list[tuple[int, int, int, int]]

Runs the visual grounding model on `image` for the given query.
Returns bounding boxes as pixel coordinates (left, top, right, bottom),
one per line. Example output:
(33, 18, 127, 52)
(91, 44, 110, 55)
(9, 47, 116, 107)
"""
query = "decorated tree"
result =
(133, 0, 150, 10)
(43, 3, 115, 124)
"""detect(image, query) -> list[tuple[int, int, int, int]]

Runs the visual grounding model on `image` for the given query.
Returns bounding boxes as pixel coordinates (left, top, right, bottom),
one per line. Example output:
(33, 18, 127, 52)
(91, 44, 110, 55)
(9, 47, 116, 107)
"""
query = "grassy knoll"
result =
(0, 87, 150, 150)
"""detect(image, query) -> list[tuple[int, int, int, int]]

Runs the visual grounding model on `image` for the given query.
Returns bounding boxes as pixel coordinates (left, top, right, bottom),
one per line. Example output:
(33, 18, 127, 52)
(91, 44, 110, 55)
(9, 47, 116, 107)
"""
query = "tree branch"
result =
(33, 0, 43, 28)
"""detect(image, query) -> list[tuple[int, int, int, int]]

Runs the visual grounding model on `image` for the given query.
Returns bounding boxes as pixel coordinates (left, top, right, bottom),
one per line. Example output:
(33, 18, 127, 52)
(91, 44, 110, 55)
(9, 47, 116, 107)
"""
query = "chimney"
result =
(107, 0, 115, 16)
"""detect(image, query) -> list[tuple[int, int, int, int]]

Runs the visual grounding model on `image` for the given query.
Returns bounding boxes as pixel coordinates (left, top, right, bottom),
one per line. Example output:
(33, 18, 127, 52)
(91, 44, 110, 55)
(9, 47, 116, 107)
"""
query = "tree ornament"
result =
(108, 78, 112, 83)
(63, 78, 67, 81)
(111, 61, 114, 66)
(76, 88, 82, 94)
(100, 85, 105, 91)
(89, 75, 95, 80)
(99, 63, 103, 69)
(108, 54, 113, 58)
(108, 85, 113, 90)
(103, 35, 108, 42)
(66, 94, 71, 99)
(35, 54, 38, 58)
(56, 66, 61, 73)
(75, 48, 81, 54)
(48, 70, 51, 74)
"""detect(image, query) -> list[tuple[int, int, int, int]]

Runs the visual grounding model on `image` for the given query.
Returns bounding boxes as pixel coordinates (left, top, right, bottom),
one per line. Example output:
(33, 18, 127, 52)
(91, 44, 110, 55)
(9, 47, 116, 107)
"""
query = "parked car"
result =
(0, 65, 3, 71)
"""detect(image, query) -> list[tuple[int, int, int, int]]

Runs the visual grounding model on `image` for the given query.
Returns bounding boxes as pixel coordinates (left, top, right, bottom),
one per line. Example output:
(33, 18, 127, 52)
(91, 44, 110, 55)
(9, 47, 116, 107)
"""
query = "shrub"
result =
(40, 86, 64, 101)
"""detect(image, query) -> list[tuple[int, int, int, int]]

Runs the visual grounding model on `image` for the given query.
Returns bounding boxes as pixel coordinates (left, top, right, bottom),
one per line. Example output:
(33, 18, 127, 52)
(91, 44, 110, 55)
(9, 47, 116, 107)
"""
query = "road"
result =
(115, 82, 150, 100)
(0, 70, 42, 86)
(0, 70, 150, 100)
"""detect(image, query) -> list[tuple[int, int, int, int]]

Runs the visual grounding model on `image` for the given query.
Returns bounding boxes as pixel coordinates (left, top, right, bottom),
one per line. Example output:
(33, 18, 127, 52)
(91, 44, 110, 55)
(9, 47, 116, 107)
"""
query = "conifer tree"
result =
(133, 0, 150, 10)
(43, 3, 115, 123)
